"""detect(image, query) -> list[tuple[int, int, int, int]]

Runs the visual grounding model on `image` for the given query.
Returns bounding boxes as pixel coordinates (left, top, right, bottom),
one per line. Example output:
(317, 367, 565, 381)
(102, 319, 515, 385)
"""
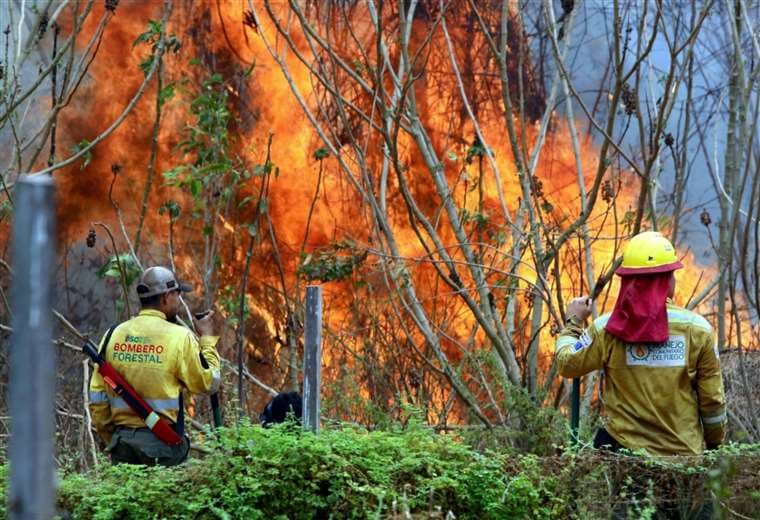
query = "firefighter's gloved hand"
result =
(566, 296, 592, 323)
(195, 310, 216, 337)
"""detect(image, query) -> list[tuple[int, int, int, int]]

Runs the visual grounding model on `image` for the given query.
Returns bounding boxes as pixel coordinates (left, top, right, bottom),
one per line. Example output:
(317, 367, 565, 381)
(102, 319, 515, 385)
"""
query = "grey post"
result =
(302, 285, 322, 433)
(8, 176, 57, 519)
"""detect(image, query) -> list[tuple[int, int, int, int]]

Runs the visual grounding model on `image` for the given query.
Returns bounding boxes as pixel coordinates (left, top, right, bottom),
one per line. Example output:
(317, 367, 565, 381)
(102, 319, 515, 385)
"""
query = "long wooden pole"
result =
(302, 286, 322, 434)
(8, 176, 57, 519)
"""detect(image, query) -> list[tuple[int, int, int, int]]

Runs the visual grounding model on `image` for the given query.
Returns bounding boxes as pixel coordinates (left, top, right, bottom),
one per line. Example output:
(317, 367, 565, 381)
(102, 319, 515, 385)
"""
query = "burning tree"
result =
(253, 0, 760, 437)
(0, 0, 758, 464)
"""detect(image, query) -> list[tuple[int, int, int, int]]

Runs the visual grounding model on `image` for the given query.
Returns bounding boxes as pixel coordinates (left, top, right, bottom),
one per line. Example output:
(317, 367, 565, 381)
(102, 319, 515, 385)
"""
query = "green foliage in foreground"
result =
(1, 425, 759, 519)
(0, 464, 6, 519)
(56, 424, 555, 519)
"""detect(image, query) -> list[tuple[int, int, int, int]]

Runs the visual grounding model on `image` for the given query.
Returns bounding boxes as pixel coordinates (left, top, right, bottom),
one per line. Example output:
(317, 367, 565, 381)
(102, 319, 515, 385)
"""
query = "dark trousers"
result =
(108, 427, 189, 467)
(593, 427, 625, 452)
(593, 428, 713, 519)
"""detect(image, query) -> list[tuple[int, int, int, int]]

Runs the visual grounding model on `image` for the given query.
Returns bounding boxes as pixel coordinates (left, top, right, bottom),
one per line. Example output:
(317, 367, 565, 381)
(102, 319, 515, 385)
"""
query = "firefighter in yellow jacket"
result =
(555, 232, 726, 455)
(89, 266, 221, 466)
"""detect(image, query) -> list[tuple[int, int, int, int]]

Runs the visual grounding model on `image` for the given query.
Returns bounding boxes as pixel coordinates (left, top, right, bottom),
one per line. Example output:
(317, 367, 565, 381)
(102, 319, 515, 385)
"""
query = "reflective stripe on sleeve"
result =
(593, 314, 612, 330)
(210, 370, 221, 393)
(145, 412, 160, 429)
(701, 411, 727, 426)
(89, 391, 109, 404)
(666, 309, 692, 323)
(667, 309, 712, 332)
(110, 397, 179, 412)
(555, 336, 577, 352)
(691, 314, 712, 331)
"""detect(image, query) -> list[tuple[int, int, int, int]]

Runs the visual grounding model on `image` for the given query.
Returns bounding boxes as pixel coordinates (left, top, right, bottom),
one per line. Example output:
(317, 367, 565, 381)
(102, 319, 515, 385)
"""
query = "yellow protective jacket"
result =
(89, 309, 221, 443)
(555, 302, 726, 455)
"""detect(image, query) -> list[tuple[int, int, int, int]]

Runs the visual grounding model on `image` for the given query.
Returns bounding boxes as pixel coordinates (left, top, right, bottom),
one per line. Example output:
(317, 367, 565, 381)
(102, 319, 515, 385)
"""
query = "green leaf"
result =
(313, 147, 329, 160)
(139, 56, 156, 76)
(133, 20, 163, 47)
(466, 137, 486, 164)
(166, 35, 182, 54)
(296, 241, 368, 282)
(158, 83, 176, 106)
(196, 162, 228, 178)
(0, 200, 12, 222)
(247, 224, 257, 237)
(70, 140, 92, 170)
(133, 30, 154, 47)
(159, 200, 181, 219)
(162, 166, 185, 185)
(97, 253, 141, 286)
(190, 179, 201, 197)
(242, 60, 257, 78)
(149, 20, 163, 34)
(208, 506, 231, 520)
(238, 195, 254, 208)
(253, 162, 273, 177)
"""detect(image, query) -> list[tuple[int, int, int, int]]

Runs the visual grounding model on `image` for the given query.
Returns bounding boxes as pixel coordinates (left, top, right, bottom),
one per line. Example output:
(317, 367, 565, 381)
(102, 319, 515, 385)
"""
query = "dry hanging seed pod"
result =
(621, 83, 637, 115)
(523, 287, 536, 304)
(602, 179, 615, 203)
(700, 209, 712, 227)
(243, 10, 258, 31)
(38, 12, 48, 38)
(86, 228, 96, 248)
(530, 175, 544, 198)
(550, 321, 562, 336)
(409, 372, 421, 389)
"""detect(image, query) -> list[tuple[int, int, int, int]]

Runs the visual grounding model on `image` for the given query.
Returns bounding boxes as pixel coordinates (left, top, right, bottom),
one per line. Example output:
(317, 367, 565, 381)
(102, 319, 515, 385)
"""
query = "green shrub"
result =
(0, 427, 758, 519)
(53, 423, 559, 519)
(0, 464, 6, 519)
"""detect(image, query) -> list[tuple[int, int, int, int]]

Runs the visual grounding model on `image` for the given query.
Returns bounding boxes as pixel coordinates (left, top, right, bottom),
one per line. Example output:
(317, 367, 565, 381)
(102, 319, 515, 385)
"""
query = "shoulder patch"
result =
(573, 331, 593, 352)
(626, 335, 686, 367)
(555, 336, 577, 352)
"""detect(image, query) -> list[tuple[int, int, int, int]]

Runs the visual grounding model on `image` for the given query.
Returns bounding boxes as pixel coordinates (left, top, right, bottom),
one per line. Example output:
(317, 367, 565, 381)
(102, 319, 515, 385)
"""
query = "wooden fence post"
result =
(570, 378, 580, 445)
(302, 285, 322, 434)
(8, 176, 57, 519)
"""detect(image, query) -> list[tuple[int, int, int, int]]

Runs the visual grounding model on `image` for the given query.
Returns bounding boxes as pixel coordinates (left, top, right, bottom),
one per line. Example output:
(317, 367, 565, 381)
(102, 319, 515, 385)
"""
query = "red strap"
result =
(98, 362, 183, 446)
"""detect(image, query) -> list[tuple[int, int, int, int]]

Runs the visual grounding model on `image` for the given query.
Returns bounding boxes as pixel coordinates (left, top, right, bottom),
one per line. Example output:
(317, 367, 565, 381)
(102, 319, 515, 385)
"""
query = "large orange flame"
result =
(41, 1, 741, 424)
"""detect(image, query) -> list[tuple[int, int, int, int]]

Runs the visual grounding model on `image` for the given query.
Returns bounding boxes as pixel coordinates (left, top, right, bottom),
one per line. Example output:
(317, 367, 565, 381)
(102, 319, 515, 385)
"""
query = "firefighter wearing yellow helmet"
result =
(555, 232, 726, 455)
(89, 266, 221, 466)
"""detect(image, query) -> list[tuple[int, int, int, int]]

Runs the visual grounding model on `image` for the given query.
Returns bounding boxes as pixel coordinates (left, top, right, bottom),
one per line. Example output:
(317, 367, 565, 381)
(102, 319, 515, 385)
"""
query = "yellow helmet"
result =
(616, 231, 683, 276)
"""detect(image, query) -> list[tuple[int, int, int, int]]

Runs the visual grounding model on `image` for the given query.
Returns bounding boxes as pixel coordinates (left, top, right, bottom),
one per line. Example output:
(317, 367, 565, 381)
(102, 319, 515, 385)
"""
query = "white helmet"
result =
(135, 266, 192, 298)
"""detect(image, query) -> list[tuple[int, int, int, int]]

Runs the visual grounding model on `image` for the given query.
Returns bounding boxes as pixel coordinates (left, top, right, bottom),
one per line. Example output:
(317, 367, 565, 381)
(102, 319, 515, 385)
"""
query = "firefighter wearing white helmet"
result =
(555, 232, 726, 455)
(89, 266, 221, 465)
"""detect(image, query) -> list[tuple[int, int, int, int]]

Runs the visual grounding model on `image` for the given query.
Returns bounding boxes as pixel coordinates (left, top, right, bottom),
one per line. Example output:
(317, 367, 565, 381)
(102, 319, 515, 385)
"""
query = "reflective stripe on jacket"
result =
(89, 309, 220, 443)
(555, 302, 726, 455)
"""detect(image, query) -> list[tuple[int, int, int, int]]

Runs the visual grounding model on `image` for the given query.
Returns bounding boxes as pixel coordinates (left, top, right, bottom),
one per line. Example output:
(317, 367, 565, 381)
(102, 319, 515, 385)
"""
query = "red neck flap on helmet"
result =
(604, 272, 672, 344)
